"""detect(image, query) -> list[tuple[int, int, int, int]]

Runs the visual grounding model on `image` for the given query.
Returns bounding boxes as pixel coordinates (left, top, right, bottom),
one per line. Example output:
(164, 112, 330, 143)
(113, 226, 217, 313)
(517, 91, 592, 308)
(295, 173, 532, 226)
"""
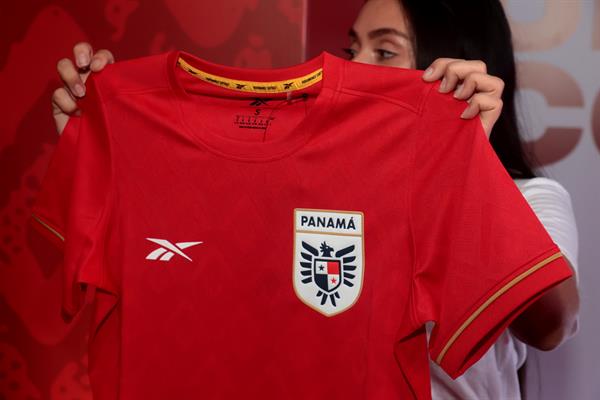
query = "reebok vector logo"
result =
(145, 238, 203, 262)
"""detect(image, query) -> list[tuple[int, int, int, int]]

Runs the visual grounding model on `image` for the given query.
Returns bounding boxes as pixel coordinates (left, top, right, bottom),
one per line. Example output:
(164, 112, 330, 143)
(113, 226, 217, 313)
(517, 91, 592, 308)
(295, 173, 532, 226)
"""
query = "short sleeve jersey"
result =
(31, 50, 572, 399)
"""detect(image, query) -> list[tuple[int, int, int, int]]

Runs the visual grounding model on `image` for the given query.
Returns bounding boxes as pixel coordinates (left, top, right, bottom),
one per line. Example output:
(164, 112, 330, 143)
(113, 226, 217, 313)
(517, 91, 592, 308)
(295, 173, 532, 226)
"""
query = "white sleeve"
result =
(514, 177, 579, 280)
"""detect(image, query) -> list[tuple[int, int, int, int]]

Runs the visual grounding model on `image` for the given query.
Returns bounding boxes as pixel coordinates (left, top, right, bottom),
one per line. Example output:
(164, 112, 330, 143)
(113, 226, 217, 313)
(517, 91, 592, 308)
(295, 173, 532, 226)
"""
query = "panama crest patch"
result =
(293, 209, 364, 317)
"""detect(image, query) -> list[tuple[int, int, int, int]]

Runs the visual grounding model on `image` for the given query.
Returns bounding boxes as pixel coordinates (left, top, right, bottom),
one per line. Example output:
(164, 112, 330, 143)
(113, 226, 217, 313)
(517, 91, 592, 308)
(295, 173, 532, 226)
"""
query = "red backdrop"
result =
(0, 1, 303, 398)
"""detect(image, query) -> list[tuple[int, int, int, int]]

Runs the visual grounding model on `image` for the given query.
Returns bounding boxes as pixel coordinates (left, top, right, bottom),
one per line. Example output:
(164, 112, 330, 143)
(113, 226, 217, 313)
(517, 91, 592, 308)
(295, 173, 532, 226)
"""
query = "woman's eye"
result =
(342, 47, 357, 60)
(376, 49, 397, 60)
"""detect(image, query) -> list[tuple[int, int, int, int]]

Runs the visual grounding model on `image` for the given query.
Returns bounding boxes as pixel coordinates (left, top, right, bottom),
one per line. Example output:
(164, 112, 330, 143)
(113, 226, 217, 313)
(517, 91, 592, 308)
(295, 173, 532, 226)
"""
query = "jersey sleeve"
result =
(30, 76, 115, 319)
(515, 177, 579, 279)
(410, 85, 573, 379)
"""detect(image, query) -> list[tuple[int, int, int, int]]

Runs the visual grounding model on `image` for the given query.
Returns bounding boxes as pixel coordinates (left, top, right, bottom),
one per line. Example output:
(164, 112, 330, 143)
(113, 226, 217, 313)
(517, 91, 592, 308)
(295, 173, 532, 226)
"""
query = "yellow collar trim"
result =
(177, 57, 323, 94)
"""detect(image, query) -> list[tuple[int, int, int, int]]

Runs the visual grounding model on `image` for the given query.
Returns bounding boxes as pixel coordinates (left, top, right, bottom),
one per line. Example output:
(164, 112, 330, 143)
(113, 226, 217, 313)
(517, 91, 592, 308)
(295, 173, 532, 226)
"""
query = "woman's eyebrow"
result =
(348, 27, 409, 41)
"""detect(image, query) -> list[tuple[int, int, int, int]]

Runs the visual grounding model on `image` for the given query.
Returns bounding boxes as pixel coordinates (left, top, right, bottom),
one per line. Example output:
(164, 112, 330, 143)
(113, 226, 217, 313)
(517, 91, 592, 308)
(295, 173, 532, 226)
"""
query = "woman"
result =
(347, 2, 579, 398)
(50, 0, 579, 398)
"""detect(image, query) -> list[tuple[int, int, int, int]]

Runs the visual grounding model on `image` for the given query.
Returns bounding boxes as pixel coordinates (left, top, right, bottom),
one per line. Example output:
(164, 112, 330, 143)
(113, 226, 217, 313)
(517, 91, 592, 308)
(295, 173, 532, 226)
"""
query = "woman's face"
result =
(346, 0, 416, 69)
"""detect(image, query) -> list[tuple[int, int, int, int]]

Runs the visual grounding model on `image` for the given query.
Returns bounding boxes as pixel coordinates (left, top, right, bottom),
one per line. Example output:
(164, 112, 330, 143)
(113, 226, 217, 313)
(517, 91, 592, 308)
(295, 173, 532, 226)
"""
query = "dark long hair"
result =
(400, 0, 536, 178)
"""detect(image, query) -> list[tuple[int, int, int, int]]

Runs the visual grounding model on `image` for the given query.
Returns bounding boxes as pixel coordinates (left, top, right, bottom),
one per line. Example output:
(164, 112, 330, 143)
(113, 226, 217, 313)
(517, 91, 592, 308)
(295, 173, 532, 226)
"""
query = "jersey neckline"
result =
(166, 50, 344, 162)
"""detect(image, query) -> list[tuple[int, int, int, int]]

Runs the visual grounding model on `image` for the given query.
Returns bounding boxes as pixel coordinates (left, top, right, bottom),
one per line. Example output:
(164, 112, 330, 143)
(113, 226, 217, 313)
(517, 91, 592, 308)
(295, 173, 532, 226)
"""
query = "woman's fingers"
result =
(453, 72, 504, 101)
(63, 44, 115, 99)
(73, 41, 93, 69)
(423, 58, 505, 137)
(422, 58, 457, 80)
(460, 93, 503, 137)
(53, 42, 116, 134)
(52, 87, 79, 134)
(423, 58, 487, 93)
(439, 60, 487, 93)
(90, 49, 115, 72)
(57, 44, 116, 104)
(52, 87, 78, 114)
(57, 57, 86, 98)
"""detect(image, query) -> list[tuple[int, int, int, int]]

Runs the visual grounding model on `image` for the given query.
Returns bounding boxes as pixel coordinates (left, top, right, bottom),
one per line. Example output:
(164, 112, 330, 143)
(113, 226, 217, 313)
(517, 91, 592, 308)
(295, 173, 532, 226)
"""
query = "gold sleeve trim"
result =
(31, 213, 65, 242)
(177, 57, 323, 94)
(435, 251, 563, 364)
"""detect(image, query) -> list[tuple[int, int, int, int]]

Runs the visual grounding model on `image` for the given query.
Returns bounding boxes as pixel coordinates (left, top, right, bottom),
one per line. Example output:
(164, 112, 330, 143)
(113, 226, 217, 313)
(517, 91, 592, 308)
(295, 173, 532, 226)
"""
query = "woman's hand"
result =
(422, 58, 504, 137)
(52, 42, 115, 134)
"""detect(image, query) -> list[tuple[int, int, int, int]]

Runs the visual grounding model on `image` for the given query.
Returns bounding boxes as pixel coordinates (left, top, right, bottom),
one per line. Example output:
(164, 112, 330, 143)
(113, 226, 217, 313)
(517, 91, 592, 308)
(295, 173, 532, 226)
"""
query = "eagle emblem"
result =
(299, 241, 357, 307)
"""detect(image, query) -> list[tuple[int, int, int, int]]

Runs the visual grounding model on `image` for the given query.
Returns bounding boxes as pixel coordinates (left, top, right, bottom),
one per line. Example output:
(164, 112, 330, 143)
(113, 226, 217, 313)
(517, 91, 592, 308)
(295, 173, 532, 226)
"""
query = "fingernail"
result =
(77, 54, 89, 67)
(423, 67, 434, 78)
(439, 77, 447, 92)
(460, 108, 470, 119)
(453, 84, 463, 98)
(74, 83, 85, 97)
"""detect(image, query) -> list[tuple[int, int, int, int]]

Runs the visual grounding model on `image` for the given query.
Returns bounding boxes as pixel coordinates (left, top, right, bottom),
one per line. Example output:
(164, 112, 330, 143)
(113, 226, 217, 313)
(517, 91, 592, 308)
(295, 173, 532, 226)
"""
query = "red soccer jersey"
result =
(31, 50, 572, 399)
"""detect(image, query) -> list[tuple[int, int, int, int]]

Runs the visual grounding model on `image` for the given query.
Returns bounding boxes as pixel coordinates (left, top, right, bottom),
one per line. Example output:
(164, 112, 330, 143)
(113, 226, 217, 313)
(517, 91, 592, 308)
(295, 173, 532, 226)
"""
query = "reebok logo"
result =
(249, 98, 271, 106)
(145, 238, 203, 262)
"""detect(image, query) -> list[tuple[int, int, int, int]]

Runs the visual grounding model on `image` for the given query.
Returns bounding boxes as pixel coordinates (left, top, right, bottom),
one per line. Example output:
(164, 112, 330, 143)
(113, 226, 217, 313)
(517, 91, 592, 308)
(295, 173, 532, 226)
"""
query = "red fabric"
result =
(31, 50, 572, 399)
(409, 87, 572, 381)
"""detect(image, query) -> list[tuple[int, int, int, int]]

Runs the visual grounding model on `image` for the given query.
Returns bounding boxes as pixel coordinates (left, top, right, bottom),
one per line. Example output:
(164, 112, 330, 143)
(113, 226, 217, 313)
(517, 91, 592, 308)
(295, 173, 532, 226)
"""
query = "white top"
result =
(429, 177, 579, 400)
